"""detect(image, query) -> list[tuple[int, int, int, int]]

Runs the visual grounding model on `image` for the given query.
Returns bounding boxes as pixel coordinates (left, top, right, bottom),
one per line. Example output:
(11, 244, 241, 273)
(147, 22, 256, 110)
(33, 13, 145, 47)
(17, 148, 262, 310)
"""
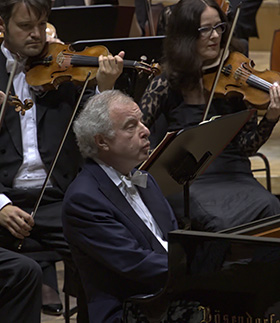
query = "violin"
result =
(0, 90, 33, 116)
(25, 42, 161, 90)
(203, 51, 280, 109)
(8, 94, 33, 115)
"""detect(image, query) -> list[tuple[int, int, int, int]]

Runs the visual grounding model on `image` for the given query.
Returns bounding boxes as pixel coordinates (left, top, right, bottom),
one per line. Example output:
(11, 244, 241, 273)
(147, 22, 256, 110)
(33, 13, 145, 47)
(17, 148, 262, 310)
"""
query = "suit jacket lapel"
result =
(87, 161, 167, 253)
(36, 95, 48, 124)
(138, 183, 174, 241)
(0, 51, 22, 156)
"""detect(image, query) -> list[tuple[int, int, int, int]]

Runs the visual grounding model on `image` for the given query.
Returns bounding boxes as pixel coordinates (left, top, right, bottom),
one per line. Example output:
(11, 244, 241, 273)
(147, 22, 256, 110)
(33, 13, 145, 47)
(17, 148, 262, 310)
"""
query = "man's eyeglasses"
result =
(198, 22, 227, 38)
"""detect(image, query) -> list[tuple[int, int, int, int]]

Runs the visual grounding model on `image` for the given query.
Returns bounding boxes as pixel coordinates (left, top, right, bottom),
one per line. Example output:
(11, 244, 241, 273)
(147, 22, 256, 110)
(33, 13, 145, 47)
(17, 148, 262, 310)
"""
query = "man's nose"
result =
(141, 122, 150, 137)
(30, 26, 41, 38)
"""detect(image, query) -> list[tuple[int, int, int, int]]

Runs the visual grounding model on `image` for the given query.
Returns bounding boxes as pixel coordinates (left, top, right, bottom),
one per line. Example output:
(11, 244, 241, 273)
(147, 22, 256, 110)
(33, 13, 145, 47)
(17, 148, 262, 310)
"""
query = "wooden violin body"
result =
(203, 51, 280, 109)
(26, 43, 109, 90)
(26, 42, 161, 90)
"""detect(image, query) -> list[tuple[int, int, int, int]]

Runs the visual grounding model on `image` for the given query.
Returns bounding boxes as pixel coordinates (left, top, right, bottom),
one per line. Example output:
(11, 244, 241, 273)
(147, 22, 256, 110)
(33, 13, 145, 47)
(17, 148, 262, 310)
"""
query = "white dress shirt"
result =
(95, 158, 168, 251)
(0, 44, 52, 210)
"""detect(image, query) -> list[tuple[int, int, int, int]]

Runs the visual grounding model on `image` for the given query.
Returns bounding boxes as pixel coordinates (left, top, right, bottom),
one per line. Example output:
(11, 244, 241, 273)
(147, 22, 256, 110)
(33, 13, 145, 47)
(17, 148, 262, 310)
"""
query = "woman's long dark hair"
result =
(163, 0, 228, 92)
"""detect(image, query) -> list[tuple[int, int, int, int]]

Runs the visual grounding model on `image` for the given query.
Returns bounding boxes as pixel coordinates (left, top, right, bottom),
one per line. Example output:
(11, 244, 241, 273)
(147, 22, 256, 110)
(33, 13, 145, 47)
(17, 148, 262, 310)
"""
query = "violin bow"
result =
(18, 71, 92, 249)
(0, 60, 18, 130)
(202, 2, 241, 122)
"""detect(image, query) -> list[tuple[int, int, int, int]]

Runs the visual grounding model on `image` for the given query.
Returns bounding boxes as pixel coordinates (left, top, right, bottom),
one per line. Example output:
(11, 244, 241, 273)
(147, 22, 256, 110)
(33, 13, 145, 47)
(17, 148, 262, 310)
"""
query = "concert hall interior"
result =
(1, 0, 279, 322)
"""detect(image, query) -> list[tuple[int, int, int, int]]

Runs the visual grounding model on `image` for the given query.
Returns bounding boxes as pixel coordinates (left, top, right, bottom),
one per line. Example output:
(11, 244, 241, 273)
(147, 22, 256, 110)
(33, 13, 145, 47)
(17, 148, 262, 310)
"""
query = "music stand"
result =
(72, 36, 165, 101)
(48, 5, 135, 43)
(140, 110, 255, 217)
(72, 35, 165, 62)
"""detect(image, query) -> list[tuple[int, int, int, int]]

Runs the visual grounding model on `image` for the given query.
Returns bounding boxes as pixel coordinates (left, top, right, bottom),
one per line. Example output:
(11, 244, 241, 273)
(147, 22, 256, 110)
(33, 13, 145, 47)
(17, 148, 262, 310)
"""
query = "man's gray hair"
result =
(73, 90, 134, 159)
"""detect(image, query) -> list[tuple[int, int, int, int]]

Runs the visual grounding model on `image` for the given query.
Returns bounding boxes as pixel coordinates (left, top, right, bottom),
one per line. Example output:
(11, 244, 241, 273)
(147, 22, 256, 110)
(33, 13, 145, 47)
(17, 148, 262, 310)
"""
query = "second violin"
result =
(26, 43, 161, 90)
(203, 51, 280, 109)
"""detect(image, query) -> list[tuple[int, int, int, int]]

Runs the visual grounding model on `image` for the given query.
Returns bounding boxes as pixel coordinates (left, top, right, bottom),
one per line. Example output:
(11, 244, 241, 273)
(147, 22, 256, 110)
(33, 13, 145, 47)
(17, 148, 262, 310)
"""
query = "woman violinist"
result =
(139, 0, 280, 232)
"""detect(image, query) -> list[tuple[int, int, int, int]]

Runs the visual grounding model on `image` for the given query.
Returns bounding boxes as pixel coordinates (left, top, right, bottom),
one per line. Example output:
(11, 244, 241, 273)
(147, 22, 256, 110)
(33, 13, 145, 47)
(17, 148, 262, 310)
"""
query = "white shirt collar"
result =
(1, 42, 26, 74)
(93, 157, 123, 188)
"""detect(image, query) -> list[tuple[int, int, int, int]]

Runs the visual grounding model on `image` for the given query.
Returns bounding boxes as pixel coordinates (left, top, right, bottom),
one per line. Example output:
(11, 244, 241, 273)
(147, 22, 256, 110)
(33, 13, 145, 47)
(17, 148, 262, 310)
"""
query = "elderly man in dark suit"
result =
(62, 90, 178, 322)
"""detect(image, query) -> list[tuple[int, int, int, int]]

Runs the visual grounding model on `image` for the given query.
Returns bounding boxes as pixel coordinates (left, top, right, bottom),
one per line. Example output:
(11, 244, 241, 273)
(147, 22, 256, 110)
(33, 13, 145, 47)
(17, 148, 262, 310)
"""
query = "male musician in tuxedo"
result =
(62, 90, 178, 322)
(0, 0, 123, 319)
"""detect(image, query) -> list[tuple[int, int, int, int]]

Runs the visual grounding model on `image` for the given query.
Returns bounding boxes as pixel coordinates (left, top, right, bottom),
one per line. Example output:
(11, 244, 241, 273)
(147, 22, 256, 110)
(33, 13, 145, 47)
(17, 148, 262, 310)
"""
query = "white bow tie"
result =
(121, 171, 148, 190)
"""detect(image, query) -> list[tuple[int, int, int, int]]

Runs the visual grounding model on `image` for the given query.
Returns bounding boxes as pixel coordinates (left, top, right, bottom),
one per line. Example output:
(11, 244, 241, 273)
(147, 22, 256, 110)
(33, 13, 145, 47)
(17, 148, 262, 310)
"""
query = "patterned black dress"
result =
(140, 73, 280, 231)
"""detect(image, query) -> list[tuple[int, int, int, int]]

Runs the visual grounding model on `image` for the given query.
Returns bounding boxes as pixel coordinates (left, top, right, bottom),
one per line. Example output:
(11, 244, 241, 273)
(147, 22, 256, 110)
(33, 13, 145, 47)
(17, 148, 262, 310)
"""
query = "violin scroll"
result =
(7, 94, 33, 115)
(134, 58, 161, 78)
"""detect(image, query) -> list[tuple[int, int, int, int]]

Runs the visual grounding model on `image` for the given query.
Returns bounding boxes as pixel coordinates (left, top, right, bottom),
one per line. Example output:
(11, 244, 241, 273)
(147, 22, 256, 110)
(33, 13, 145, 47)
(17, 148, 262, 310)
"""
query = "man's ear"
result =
(95, 134, 109, 151)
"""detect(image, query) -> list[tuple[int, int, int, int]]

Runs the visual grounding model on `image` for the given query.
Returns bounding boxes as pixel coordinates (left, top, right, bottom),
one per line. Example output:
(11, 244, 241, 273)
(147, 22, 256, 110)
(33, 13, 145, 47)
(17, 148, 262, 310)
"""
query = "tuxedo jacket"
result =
(62, 159, 178, 322)
(0, 49, 95, 199)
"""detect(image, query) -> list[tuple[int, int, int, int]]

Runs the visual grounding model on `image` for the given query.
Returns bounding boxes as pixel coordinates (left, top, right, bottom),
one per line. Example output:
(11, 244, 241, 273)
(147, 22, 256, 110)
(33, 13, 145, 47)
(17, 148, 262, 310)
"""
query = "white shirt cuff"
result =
(0, 194, 12, 210)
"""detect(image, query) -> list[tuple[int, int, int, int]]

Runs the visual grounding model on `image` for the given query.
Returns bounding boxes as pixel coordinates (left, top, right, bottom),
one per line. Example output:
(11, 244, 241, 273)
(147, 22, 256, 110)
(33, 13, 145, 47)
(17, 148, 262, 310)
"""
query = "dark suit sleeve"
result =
(62, 176, 169, 289)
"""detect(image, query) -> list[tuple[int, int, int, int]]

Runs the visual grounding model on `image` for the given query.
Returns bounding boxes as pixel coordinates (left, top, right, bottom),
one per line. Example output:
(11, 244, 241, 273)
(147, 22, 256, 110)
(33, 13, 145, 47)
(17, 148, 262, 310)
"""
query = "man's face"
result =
(2, 2, 47, 57)
(104, 101, 151, 174)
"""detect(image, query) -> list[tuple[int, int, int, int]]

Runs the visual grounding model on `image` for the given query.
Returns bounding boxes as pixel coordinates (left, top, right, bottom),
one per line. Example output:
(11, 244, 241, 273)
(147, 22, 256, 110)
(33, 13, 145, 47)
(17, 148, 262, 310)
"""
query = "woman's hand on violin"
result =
(96, 51, 125, 92)
(266, 84, 280, 122)
(0, 204, 34, 239)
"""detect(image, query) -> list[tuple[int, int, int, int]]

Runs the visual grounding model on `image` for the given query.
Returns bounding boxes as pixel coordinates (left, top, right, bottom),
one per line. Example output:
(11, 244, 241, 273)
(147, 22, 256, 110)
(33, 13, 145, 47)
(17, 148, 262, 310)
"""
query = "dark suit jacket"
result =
(62, 159, 178, 322)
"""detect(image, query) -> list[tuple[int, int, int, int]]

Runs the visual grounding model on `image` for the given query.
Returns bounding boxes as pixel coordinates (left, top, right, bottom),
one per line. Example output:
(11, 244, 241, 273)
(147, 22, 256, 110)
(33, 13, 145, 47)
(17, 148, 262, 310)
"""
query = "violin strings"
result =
(63, 53, 99, 66)
(227, 66, 272, 93)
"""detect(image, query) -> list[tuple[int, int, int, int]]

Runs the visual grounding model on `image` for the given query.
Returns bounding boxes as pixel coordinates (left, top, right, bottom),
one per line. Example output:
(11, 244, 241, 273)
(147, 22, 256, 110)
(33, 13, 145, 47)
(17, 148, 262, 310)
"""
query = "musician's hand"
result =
(0, 91, 6, 105)
(266, 84, 280, 122)
(0, 204, 34, 239)
(96, 51, 125, 92)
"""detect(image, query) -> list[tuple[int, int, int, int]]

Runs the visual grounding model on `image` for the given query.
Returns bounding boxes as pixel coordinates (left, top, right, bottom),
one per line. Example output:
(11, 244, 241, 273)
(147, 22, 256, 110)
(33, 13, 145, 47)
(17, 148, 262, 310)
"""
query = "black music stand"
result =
(72, 35, 165, 62)
(48, 5, 135, 43)
(140, 110, 255, 217)
(72, 36, 165, 101)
